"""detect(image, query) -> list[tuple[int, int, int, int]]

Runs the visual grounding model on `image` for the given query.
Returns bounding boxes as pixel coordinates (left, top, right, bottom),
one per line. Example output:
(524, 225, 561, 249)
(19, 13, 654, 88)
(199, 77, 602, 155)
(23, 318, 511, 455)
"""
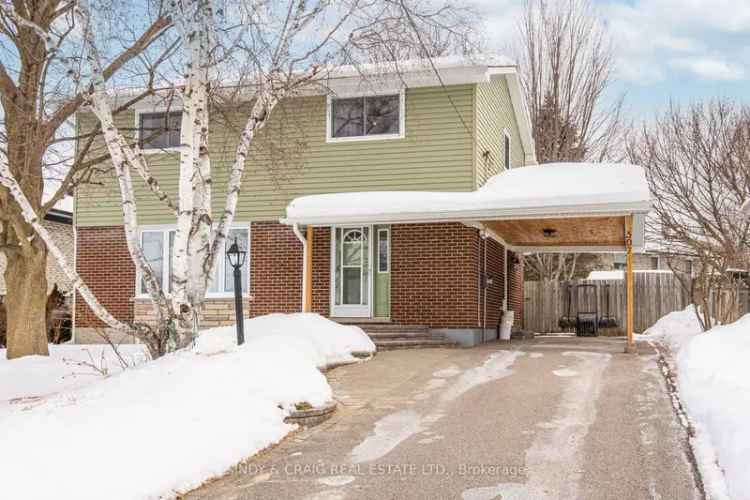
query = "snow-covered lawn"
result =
(645, 306, 750, 500)
(0, 313, 375, 500)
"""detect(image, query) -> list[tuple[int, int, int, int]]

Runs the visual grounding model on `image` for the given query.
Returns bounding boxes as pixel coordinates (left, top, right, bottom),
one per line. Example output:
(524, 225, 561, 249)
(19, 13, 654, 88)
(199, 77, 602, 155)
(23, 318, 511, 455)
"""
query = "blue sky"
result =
(472, 0, 750, 118)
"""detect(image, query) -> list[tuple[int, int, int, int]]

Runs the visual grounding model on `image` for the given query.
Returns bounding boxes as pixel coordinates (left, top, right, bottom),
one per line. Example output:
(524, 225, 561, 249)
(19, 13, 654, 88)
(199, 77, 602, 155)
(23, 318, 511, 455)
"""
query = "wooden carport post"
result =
(625, 215, 637, 353)
(304, 226, 313, 312)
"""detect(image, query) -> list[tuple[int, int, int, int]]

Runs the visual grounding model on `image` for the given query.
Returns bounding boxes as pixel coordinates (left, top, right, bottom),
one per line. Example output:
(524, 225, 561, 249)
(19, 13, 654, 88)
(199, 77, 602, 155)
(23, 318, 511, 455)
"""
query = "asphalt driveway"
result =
(185, 337, 700, 500)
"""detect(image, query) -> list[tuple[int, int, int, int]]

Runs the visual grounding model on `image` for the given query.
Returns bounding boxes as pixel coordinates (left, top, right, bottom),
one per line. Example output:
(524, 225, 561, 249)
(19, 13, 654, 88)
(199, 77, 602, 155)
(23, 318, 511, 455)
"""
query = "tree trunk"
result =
(4, 241, 48, 359)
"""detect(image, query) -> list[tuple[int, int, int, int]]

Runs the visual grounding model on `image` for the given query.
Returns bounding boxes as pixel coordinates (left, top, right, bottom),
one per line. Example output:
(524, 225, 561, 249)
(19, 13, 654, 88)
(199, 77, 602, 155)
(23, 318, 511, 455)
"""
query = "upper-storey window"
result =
(503, 129, 511, 170)
(327, 92, 404, 142)
(138, 111, 182, 150)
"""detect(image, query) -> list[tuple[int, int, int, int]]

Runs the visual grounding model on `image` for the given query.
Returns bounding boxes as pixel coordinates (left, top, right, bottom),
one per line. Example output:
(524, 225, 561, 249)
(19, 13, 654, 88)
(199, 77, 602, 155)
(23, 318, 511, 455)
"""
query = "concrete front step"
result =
(374, 338, 458, 350)
(358, 323, 430, 333)
(365, 331, 436, 340)
(343, 322, 457, 350)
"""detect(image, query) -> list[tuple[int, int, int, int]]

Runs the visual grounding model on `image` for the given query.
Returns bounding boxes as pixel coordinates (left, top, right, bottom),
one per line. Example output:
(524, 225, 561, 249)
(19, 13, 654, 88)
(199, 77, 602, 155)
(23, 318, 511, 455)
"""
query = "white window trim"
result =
(325, 90, 406, 143)
(377, 227, 390, 274)
(134, 224, 250, 299)
(503, 128, 512, 170)
(134, 106, 183, 155)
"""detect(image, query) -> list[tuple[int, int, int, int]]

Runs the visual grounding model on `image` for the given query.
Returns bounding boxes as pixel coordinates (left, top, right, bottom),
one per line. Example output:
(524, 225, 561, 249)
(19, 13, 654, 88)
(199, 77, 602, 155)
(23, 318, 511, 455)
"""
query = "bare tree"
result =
(515, 0, 625, 282)
(628, 100, 750, 329)
(0, 1, 172, 359)
(3, 0, 478, 359)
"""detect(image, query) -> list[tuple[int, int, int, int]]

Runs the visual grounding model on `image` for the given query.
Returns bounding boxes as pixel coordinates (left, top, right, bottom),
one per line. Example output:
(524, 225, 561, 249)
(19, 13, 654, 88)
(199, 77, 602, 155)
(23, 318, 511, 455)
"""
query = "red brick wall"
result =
(249, 222, 303, 316)
(507, 251, 525, 328)
(75, 226, 135, 327)
(311, 227, 330, 316)
(391, 223, 481, 328)
(75, 222, 518, 331)
(482, 237, 505, 329)
(249, 222, 330, 317)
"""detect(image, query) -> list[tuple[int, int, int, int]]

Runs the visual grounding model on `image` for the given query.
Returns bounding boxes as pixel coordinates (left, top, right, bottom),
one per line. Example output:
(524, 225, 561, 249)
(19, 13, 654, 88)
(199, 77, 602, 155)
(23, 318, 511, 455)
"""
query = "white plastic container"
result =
(500, 310, 514, 341)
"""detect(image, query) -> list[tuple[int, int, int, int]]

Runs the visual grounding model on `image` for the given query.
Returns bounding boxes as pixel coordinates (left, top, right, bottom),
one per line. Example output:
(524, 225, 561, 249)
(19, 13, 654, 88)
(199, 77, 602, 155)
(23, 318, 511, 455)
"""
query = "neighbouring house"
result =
(0, 207, 74, 295)
(72, 55, 651, 348)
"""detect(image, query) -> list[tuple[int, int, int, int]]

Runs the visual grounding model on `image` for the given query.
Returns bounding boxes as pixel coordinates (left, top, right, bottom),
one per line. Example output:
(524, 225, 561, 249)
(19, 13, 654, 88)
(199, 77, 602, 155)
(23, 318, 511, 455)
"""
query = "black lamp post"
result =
(226, 237, 246, 345)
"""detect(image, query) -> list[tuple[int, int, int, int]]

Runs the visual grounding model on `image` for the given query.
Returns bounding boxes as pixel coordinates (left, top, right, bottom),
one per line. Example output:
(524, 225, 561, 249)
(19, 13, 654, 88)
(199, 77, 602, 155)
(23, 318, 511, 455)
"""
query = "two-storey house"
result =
(72, 55, 540, 346)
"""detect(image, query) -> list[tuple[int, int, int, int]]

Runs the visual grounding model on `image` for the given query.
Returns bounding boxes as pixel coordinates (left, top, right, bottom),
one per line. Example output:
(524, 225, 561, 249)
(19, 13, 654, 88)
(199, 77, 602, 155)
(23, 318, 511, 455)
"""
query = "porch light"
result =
(227, 238, 247, 268)
(226, 237, 246, 345)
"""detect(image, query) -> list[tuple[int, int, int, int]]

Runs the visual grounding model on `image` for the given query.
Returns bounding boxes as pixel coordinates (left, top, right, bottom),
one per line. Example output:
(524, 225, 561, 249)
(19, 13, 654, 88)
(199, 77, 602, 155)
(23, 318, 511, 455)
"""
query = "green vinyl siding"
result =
(75, 85, 476, 226)
(474, 77, 526, 187)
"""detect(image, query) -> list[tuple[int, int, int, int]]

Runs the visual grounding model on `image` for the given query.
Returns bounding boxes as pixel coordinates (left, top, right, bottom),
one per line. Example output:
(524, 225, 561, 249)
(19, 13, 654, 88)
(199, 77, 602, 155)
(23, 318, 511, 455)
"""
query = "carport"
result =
(282, 162, 651, 351)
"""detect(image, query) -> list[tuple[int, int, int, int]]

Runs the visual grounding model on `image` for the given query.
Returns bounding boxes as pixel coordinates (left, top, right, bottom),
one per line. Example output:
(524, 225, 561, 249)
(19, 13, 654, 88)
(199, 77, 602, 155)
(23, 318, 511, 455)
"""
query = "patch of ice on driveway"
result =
(433, 366, 461, 378)
(426, 378, 447, 390)
(352, 350, 522, 463)
(442, 351, 523, 402)
(304, 489, 347, 500)
(552, 368, 578, 377)
(462, 351, 610, 500)
(351, 410, 426, 463)
(418, 434, 445, 444)
(318, 475, 356, 487)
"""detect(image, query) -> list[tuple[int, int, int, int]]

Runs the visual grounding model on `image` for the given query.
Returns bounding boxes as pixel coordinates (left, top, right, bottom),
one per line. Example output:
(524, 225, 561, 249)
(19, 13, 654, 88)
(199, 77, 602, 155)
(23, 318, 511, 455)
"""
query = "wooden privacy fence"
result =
(524, 274, 696, 335)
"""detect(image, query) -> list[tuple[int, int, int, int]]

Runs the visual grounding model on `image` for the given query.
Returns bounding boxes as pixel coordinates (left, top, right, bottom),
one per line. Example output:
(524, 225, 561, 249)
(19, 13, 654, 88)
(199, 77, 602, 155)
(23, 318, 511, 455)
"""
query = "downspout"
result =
(504, 247, 509, 311)
(292, 223, 307, 311)
(497, 246, 509, 340)
(477, 230, 482, 328)
(483, 235, 487, 335)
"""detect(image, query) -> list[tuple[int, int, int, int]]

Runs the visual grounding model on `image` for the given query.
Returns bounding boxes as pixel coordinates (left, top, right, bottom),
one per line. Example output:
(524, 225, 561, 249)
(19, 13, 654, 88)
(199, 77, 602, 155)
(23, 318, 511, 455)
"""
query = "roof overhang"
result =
(281, 163, 651, 253)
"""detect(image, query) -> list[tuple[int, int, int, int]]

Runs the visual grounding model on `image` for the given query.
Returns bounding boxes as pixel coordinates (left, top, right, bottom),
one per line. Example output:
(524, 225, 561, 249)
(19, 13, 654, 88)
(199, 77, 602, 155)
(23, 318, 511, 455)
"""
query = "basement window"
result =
(137, 226, 249, 297)
(327, 92, 405, 142)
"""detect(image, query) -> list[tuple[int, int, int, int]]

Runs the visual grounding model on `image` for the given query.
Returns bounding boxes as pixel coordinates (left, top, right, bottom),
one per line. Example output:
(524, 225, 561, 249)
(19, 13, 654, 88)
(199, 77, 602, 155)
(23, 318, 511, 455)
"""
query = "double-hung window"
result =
(503, 129, 512, 170)
(138, 227, 249, 297)
(327, 92, 404, 142)
(138, 111, 182, 150)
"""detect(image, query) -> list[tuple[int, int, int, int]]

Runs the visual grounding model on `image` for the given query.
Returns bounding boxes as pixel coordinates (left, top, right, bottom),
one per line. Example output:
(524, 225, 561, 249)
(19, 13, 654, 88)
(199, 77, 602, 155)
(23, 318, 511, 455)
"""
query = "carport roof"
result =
(281, 163, 651, 252)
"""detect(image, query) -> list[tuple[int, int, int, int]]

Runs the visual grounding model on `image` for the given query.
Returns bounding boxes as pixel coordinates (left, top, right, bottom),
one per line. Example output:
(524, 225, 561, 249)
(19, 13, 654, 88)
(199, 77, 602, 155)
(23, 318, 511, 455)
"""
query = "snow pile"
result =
(195, 313, 375, 366)
(0, 344, 149, 402)
(285, 163, 650, 222)
(645, 306, 750, 499)
(0, 313, 371, 500)
(643, 304, 704, 354)
(676, 315, 750, 500)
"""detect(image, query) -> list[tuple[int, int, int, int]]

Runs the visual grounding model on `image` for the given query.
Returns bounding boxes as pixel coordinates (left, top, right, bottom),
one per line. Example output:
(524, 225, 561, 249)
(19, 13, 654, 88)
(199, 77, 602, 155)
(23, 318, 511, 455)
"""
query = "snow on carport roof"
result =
(282, 163, 651, 226)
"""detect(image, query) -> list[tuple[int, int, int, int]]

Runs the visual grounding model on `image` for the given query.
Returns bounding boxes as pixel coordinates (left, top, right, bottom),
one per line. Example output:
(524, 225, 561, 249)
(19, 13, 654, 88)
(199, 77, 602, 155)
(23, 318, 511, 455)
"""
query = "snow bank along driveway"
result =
(645, 305, 749, 500)
(0, 313, 375, 500)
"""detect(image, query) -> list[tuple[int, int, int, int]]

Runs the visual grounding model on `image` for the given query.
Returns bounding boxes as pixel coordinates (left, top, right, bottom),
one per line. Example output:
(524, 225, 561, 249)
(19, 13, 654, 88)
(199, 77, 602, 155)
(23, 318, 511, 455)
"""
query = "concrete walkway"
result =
(184, 337, 700, 500)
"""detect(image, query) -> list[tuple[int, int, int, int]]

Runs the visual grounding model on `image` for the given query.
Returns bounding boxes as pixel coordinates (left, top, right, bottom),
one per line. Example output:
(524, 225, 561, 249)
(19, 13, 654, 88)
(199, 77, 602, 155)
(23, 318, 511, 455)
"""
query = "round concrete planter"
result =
(284, 400, 337, 427)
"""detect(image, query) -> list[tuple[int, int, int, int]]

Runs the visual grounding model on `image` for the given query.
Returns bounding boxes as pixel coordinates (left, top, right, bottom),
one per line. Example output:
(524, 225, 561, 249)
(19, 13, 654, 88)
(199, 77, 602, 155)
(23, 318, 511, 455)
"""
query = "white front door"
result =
(331, 226, 372, 317)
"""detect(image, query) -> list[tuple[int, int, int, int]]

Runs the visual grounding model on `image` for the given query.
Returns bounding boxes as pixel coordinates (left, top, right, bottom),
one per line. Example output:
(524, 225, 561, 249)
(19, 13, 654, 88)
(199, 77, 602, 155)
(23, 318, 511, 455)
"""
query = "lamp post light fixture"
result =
(226, 237, 247, 346)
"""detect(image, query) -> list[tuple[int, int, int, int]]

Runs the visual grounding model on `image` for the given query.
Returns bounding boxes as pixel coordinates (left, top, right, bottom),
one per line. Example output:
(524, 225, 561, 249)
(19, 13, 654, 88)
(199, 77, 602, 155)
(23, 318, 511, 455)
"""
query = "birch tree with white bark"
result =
(0, 0, 173, 359)
(3, 0, 478, 358)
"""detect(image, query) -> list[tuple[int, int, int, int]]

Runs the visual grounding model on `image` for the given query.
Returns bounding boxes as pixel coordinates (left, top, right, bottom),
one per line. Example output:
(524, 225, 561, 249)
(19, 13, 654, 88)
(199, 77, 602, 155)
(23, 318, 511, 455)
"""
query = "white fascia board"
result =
(502, 73, 537, 165)
(632, 212, 646, 251)
(324, 65, 491, 96)
(280, 202, 651, 227)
